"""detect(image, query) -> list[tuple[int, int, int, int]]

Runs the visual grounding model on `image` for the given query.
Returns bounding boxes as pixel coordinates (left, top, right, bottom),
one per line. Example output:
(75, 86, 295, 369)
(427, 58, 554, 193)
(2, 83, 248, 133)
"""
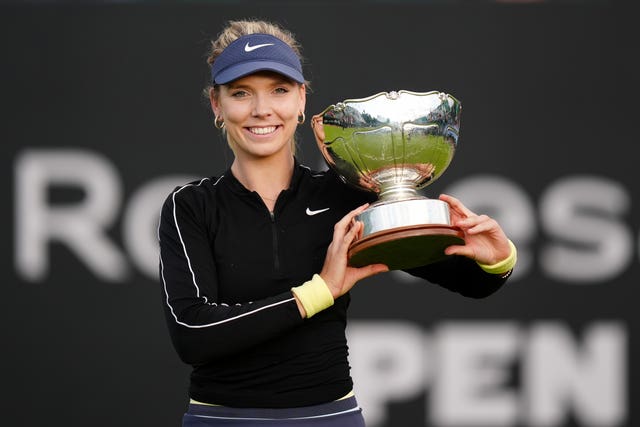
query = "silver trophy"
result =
(312, 90, 464, 270)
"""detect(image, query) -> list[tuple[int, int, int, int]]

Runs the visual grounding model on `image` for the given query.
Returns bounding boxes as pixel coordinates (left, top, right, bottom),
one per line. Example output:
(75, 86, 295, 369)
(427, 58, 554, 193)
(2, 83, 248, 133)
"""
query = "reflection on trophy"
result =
(312, 90, 464, 271)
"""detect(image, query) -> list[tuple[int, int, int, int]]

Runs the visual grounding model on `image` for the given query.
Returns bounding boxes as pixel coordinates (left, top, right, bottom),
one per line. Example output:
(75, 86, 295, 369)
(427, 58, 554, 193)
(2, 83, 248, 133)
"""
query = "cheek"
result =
(281, 102, 303, 122)
(223, 108, 247, 124)
(218, 100, 248, 123)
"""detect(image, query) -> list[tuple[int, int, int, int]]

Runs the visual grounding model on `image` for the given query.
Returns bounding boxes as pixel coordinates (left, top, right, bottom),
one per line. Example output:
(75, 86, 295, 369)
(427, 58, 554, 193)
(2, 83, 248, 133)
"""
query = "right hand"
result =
(320, 204, 389, 299)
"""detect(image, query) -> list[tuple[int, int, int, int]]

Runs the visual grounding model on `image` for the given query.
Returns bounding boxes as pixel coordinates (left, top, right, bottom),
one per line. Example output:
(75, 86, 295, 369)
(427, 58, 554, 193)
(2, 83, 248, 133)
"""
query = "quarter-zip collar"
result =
(222, 157, 306, 213)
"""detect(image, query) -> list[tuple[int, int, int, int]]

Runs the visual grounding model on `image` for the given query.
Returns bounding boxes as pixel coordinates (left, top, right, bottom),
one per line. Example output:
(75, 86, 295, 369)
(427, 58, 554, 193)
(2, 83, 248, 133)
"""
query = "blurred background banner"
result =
(2, 1, 636, 426)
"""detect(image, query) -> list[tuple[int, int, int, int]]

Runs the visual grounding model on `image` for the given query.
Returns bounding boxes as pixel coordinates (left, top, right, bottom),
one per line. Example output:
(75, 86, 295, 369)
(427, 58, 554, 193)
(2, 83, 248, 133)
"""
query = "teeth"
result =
(249, 126, 277, 135)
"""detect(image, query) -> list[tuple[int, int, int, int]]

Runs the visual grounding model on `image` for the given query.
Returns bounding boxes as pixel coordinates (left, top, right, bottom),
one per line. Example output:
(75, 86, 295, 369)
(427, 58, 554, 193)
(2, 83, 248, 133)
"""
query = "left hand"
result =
(320, 204, 389, 299)
(439, 193, 511, 265)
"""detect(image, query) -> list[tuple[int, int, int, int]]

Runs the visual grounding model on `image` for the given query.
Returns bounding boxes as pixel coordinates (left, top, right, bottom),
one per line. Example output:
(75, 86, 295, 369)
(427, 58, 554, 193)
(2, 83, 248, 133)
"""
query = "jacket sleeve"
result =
(404, 255, 510, 299)
(158, 184, 304, 365)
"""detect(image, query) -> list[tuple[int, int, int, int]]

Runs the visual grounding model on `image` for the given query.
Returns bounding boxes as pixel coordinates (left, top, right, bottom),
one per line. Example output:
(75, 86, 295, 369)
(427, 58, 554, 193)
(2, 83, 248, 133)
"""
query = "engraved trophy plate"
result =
(312, 90, 464, 270)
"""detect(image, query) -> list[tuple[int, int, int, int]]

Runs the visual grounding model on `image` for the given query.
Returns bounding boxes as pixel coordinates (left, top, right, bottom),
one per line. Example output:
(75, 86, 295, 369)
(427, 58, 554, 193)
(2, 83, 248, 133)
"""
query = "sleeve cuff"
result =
(476, 239, 517, 275)
(291, 274, 335, 318)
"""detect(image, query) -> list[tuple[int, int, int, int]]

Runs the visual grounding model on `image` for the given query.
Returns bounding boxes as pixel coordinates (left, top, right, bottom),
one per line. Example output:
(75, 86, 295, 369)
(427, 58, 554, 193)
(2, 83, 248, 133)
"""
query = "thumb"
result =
(354, 263, 389, 281)
(445, 244, 471, 258)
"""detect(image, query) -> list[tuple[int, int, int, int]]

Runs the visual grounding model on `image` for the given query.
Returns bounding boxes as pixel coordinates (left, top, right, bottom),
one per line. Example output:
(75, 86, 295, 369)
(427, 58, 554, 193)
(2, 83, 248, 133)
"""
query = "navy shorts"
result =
(182, 396, 366, 426)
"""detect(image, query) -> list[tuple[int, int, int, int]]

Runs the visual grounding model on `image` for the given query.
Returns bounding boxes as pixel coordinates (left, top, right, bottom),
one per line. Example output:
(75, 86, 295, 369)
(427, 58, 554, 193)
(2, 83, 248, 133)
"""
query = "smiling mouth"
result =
(248, 126, 278, 135)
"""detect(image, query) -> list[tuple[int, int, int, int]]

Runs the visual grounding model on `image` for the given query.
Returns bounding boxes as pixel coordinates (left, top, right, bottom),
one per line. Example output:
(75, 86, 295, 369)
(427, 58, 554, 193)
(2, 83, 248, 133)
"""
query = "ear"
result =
(298, 84, 307, 113)
(209, 87, 221, 117)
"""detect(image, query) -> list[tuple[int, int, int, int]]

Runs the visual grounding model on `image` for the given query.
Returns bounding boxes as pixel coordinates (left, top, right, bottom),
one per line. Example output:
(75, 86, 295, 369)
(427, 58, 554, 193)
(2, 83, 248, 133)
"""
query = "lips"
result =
(247, 126, 278, 135)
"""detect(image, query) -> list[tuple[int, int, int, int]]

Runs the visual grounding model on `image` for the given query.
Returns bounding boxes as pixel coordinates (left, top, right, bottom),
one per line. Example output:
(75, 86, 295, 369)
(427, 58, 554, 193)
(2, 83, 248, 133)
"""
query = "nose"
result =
(251, 94, 272, 118)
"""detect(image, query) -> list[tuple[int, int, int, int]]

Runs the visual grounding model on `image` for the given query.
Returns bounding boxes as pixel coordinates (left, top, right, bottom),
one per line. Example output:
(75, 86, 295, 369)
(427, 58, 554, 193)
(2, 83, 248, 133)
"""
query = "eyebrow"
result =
(226, 75, 296, 90)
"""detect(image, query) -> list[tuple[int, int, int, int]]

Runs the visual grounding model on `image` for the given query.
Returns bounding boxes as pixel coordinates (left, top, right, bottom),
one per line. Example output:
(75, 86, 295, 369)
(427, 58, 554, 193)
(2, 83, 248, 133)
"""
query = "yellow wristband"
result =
(291, 274, 334, 318)
(477, 239, 517, 275)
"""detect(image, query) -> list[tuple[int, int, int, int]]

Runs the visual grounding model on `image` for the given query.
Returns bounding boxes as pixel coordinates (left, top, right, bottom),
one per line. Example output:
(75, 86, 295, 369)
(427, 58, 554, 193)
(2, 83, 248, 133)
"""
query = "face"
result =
(210, 71, 306, 161)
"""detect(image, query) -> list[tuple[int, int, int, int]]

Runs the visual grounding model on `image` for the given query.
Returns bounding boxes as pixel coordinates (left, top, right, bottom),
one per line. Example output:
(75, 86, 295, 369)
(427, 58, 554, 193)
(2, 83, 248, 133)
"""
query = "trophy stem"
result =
(378, 183, 420, 202)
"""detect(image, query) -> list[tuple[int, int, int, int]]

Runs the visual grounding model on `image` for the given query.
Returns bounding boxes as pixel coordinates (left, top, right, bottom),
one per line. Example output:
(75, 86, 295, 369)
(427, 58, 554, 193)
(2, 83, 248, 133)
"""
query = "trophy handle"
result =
(311, 113, 325, 147)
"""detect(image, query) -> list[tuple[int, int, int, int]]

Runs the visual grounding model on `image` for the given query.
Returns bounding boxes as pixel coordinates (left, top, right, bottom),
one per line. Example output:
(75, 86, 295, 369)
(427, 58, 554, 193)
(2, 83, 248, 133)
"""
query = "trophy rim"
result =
(316, 89, 462, 117)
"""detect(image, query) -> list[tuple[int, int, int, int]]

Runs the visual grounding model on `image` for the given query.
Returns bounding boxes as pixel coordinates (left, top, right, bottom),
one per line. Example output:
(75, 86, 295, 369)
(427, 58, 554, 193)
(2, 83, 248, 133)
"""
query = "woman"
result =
(158, 19, 516, 427)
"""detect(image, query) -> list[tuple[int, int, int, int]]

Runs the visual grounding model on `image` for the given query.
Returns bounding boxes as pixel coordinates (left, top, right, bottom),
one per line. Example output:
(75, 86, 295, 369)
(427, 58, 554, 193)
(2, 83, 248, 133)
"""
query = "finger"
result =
(346, 219, 365, 239)
(466, 222, 495, 235)
(335, 204, 369, 231)
(342, 220, 363, 247)
(444, 244, 473, 258)
(369, 263, 390, 274)
(352, 263, 389, 282)
(356, 220, 365, 240)
(350, 203, 370, 217)
(340, 203, 369, 222)
(440, 194, 474, 217)
(454, 214, 485, 229)
(440, 193, 476, 218)
(459, 215, 496, 235)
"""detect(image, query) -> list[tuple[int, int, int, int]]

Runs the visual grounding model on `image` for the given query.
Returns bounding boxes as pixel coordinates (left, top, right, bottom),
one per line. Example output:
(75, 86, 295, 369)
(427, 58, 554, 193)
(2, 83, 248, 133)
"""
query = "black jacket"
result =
(158, 161, 508, 408)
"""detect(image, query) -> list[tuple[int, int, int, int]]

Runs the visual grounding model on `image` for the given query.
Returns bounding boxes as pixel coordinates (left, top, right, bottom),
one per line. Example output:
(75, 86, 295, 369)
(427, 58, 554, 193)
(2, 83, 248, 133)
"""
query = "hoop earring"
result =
(214, 115, 225, 129)
(297, 112, 306, 125)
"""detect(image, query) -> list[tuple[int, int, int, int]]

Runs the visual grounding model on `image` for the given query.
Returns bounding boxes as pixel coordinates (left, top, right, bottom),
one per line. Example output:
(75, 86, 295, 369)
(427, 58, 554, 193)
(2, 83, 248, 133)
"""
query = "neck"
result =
(231, 154, 295, 200)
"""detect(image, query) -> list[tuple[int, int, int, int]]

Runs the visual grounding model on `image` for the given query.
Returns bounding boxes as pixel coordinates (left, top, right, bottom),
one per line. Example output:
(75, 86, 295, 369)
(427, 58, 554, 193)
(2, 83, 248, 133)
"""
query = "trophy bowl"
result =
(312, 90, 465, 271)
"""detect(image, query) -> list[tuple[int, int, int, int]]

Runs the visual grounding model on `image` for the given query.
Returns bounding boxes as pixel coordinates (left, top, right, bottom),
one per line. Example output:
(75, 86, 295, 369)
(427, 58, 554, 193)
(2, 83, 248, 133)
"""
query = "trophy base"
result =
(348, 225, 464, 271)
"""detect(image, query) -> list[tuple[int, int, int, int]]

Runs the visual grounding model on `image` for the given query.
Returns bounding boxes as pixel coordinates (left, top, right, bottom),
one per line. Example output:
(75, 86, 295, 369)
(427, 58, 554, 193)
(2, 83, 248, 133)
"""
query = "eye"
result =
(274, 86, 290, 94)
(230, 90, 249, 98)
